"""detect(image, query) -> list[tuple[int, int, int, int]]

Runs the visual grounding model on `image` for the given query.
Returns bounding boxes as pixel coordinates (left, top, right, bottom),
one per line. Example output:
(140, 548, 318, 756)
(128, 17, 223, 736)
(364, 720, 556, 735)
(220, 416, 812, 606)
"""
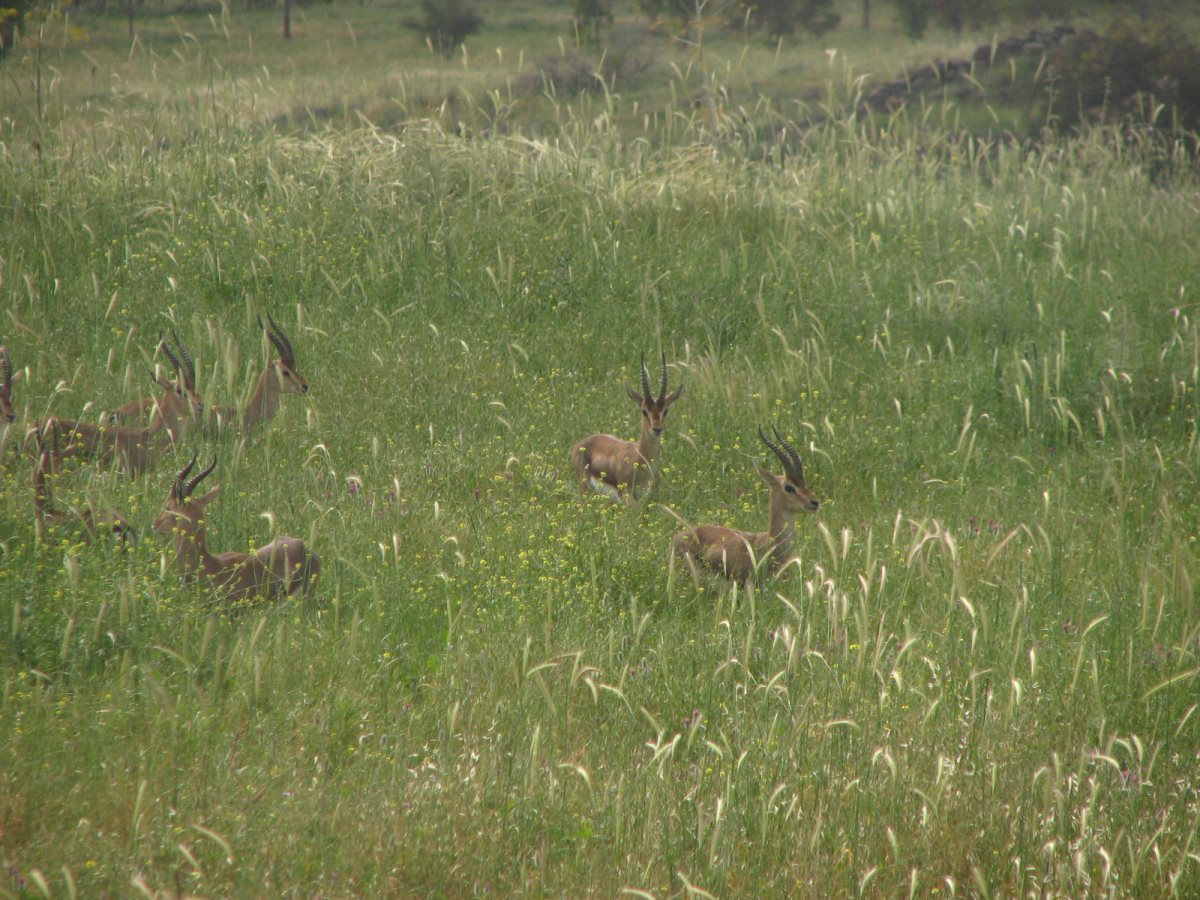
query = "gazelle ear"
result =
(664, 384, 684, 407)
(10, 368, 23, 384)
(196, 485, 222, 506)
(626, 386, 645, 405)
(755, 466, 782, 490)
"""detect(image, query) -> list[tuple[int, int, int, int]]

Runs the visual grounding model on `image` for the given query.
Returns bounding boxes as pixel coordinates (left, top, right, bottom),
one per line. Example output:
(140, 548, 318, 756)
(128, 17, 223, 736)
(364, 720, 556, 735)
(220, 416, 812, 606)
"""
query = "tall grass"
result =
(2, 6, 1199, 897)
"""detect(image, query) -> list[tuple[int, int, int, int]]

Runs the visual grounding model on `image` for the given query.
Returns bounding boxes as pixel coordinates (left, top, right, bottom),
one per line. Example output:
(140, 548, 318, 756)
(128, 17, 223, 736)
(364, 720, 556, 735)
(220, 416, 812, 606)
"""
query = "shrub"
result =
(573, 0, 613, 46)
(1046, 19, 1200, 132)
(728, 0, 841, 39)
(408, 0, 483, 57)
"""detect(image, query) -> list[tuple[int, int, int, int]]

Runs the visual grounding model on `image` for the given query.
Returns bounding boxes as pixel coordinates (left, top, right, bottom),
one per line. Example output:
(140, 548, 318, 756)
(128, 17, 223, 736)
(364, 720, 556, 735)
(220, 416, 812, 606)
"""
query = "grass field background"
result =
(2, 1, 1200, 895)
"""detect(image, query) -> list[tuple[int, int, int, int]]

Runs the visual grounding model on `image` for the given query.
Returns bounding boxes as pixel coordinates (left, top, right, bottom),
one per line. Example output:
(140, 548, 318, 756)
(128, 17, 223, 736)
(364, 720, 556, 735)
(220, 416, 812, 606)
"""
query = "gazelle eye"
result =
(784, 484, 796, 494)
(642, 409, 649, 417)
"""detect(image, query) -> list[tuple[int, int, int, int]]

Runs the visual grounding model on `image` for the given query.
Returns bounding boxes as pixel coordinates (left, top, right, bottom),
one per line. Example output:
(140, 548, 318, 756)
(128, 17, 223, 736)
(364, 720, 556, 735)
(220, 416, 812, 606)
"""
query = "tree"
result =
(574, 0, 614, 45)
(729, 0, 841, 39)
(410, 0, 483, 56)
(893, 0, 996, 38)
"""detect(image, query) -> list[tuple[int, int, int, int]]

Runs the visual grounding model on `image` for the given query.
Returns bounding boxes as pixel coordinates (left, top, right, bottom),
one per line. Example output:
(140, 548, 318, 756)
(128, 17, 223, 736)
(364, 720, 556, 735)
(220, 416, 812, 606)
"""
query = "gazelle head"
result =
(1, 344, 18, 423)
(626, 353, 683, 437)
(154, 455, 221, 535)
(259, 314, 308, 394)
(757, 425, 821, 513)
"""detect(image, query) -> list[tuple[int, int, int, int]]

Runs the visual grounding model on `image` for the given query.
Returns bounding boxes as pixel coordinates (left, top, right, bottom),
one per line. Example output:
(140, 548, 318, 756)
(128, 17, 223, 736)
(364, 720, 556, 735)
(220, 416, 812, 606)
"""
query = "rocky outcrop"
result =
(858, 24, 1083, 115)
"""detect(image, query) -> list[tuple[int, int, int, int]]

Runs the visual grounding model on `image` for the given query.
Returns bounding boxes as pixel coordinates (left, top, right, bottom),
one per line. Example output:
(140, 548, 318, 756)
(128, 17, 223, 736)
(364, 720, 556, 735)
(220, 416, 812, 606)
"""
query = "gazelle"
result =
(32, 427, 134, 544)
(206, 315, 309, 434)
(154, 455, 321, 602)
(110, 331, 202, 424)
(672, 426, 820, 582)
(42, 370, 195, 477)
(571, 353, 683, 501)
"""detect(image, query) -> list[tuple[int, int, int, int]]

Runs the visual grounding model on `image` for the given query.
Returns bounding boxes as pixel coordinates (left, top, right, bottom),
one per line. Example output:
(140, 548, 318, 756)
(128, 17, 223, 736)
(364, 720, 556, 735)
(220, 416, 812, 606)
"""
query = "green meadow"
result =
(2, 2, 1199, 895)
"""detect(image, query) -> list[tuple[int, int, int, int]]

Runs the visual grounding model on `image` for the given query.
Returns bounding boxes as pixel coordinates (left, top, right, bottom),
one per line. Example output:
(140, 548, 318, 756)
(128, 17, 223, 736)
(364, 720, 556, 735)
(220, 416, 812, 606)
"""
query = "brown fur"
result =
(206, 316, 308, 434)
(571, 354, 682, 502)
(40, 375, 194, 477)
(155, 457, 320, 604)
(110, 331, 204, 425)
(32, 437, 134, 544)
(673, 427, 820, 582)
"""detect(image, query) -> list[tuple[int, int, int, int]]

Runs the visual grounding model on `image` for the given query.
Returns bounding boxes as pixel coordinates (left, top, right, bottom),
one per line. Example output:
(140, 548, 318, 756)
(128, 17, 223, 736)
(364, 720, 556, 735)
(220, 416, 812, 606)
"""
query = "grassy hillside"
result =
(4, 0, 1173, 144)
(2, 2, 1200, 896)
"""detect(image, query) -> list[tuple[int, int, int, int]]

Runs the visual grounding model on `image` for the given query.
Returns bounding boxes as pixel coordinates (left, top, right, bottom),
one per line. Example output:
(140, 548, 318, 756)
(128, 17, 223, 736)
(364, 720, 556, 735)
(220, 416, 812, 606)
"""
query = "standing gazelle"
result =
(206, 315, 309, 434)
(110, 331, 202, 425)
(154, 456, 320, 603)
(673, 426, 820, 582)
(571, 354, 683, 501)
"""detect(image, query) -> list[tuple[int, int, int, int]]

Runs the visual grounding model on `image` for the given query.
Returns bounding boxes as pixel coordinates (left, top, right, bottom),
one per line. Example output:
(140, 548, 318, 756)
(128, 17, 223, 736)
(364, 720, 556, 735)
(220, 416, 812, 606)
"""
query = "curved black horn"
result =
(772, 425, 805, 482)
(0, 345, 11, 389)
(658, 353, 669, 404)
(173, 455, 198, 499)
(267, 314, 296, 367)
(172, 329, 196, 389)
(759, 424, 802, 481)
(258, 316, 287, 366)
(159, 332, 183, 377)
(185, 457, 218, 499)
(639, 353, 651, 401)
(758, 424, 784, 464)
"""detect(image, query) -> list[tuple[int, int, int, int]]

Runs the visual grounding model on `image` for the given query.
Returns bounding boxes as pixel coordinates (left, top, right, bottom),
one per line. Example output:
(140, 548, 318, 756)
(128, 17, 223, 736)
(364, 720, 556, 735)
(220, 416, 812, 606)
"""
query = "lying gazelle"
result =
(155, 455, 321, 603)
(206, 315, 309, 434)
(571, 353, 683, 501)
(32, 427, 134, 544)
(41, 369, 196, 477)
(110, 331, 201, 424)
(672, 426, 820, 582)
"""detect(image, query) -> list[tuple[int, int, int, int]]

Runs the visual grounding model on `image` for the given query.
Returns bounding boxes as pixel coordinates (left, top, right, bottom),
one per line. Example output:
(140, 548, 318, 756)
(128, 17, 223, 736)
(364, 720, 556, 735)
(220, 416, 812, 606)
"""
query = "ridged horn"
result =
(172, 329, 196, 390)
(173, 455, 198, 500)
(759, 425, 805, 483)
(185, 457, 219, 499)
(159, 332, 182, 379)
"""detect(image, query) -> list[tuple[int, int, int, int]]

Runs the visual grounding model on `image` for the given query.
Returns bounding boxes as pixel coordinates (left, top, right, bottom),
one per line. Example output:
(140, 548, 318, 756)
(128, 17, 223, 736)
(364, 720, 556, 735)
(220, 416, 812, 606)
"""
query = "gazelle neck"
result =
(765, 492, 796, 565)
(173, 516, 214, 578)
(149, 398, 190, 445)
(636, 417, 663, 464)
(243, 365, 281, 429)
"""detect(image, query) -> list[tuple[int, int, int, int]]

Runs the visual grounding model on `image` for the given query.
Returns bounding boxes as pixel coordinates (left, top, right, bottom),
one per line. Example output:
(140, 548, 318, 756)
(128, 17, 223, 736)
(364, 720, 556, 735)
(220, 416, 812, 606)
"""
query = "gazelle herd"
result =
(2, 316, 317, 603)
(4, 327, 822, 606)
(573, 356, 821, 583)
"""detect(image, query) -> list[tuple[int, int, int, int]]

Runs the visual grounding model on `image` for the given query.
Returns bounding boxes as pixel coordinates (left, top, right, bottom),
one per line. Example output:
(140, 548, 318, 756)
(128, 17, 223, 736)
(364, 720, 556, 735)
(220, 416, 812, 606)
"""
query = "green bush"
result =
(1047, 19, 1200, 131)
(408, 0, 482, 56)
(728, 0, 840, 39)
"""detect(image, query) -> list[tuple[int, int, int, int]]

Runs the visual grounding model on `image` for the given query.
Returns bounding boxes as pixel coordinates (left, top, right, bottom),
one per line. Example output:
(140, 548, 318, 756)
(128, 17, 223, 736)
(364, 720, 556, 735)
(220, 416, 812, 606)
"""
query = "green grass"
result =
(2, 2, 1200, 897)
